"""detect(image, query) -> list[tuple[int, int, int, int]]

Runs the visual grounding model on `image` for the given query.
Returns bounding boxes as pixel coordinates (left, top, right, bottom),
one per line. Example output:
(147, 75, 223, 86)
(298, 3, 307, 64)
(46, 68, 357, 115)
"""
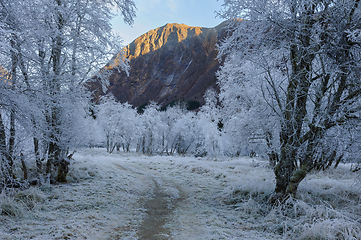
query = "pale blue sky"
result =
(111, 0, 224, 46)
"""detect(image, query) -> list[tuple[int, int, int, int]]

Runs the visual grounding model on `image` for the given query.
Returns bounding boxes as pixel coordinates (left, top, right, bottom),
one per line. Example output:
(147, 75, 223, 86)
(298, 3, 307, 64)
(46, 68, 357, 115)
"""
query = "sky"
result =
(111, 0, 224, 46)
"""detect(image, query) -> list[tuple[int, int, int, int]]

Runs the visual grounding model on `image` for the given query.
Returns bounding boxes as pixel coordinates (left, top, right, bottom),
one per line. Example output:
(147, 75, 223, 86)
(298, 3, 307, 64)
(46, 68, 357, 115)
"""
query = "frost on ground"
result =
(1, 148, 360, 239)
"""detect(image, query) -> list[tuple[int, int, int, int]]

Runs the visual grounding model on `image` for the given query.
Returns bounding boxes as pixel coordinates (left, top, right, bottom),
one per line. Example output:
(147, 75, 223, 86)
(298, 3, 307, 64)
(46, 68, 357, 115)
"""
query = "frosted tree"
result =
(162, 106, 202, 155)
(97, 96, 121, 153)
(97, 96, 139, 153)
(0, 0, 136, 183)
(199, 89, 223, 157)
(175, 111, 204, 156)
(0, 1, 41, 184)
(217, 54, 280, 159)
(115, 103, 139, 152)
(218, 0, 361, 199)
(160, 105, 186, 155)
(137, 103, 166, 155)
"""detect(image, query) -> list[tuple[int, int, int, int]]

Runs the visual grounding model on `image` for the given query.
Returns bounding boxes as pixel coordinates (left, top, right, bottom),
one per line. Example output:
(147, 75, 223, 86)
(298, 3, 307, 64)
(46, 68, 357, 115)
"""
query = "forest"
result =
(1, 0, 361, 239)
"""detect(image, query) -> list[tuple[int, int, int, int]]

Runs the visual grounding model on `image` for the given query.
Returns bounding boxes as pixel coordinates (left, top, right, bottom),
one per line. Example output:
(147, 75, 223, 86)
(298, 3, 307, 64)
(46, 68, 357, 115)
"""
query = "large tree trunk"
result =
(273, 7, 316, 199)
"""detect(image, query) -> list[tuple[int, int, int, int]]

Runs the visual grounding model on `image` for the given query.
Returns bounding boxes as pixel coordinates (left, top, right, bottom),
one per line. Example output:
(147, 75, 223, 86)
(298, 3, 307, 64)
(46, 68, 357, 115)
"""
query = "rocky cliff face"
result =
(89, 21, 228, 109)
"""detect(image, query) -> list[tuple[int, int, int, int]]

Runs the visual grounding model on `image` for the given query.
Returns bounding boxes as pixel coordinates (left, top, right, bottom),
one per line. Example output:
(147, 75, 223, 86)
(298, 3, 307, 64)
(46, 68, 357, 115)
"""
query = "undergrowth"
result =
(222, 187, 361, 239)
(0, 187, 48, 218)
(0, 159, 98, 221)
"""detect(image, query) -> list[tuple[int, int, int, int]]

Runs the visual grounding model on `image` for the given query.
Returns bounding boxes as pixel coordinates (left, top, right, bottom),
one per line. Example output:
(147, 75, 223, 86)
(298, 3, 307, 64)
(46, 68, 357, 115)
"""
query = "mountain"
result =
(89, 21, 229, 109)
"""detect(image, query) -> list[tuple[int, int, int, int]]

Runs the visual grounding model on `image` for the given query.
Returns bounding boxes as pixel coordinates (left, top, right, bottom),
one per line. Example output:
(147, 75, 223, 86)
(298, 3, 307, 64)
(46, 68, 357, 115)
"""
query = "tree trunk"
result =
(46, 0, 64, 174)
(56, 158, 69, 183)
(33, 137, 42, 173)
(265, 131, 278, 167)
(56, 151, 74, 183)
(20, 154, 28, 180)
(0, 114, 14, 181)
(9, 111, 15, 159)
(273, 7, 316, 199)
(274, 144, 296, 196)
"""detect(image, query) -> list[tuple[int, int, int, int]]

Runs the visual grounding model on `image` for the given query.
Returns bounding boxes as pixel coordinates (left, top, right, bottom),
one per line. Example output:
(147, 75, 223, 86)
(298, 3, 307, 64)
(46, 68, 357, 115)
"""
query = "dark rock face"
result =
(90, 22, 229, 108)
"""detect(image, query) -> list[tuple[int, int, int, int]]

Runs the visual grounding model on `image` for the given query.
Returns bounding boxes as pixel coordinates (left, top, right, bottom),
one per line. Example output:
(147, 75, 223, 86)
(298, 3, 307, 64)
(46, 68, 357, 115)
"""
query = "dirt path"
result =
(137, 178, 185, 239)
(112, 162, 186, 239)
(108, 156, 280, 240)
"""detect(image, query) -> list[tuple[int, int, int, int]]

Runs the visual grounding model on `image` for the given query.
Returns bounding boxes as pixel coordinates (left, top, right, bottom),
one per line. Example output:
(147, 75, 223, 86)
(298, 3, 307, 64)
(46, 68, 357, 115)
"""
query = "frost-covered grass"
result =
(218, 162, 361, 240)
(1, 148, 360, 239)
